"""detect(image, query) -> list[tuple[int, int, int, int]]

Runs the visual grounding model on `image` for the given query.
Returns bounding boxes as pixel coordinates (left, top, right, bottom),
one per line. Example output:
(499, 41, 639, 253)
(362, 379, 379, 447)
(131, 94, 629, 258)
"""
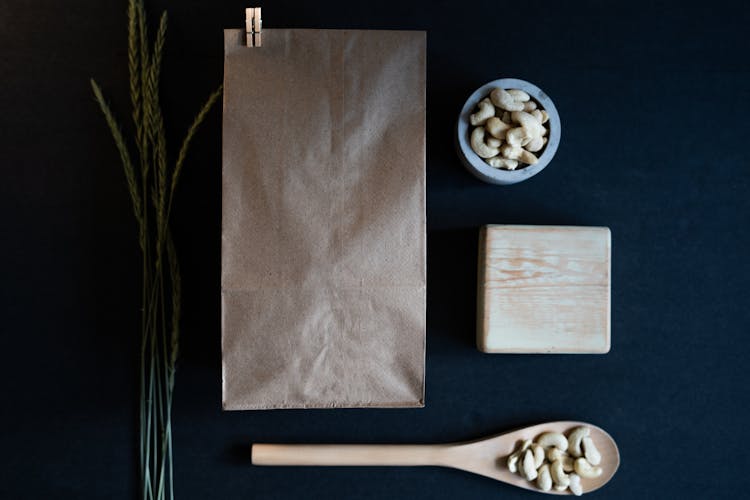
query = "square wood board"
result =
(477, 225, 611, 353)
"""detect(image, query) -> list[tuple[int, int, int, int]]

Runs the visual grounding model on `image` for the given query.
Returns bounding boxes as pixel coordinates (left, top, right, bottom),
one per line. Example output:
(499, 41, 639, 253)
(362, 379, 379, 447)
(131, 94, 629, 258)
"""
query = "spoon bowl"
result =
(449, 421, 619, 494)
(252, 421, 619, 495)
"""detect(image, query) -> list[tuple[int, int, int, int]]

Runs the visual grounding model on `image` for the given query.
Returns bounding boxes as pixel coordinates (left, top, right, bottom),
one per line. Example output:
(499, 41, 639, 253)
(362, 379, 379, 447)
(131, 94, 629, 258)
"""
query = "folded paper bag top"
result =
(221, 29, 426, 410)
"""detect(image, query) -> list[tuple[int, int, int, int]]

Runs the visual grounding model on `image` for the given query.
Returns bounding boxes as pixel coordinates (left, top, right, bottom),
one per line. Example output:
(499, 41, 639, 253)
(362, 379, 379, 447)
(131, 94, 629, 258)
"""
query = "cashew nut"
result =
(532, 444, 545, 469)
(547, 447, 567, 462)
(569, 473, 583, 496)
(486, 117, 510, 140)
(537, 432, 568, 451)
(506, 127, 532, 148)
(550, 459, 570, 488)
(574, 457, 603, 478)
(519, 150, 538, 165)
(470, 126, 500, 159)
(491, 88, 525, 111)
(511, 111, 545, 136)
(470, 98, 495, 126)
(486, 136, 502, 148)
(536, 464, 552, 492)
(582, 436, 601, 466)
(501, 144, 522, 160)
(507, 111, 545, 158)
(567, 427, 590, 457)
(468, 88, 550, 170)
(502, 145, 538, 165)
(507, 89, 530, 102)
(526, 134, 545, 153)
(522, 449, 538, 481)
(507, 451, 521, 473)
(504, 429, 604, 494)
(487, 157, 518, 170)
(530, 108, 549, 126)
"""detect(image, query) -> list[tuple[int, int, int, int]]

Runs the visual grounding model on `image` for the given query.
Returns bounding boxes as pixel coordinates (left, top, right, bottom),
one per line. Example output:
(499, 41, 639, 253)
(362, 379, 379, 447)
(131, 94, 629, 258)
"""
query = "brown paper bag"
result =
(221, 29, 426, 410)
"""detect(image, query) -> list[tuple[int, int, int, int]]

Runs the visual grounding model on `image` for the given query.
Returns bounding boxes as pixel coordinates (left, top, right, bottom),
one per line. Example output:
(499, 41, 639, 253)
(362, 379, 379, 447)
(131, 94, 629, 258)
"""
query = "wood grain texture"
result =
(477, 225, 611, 353)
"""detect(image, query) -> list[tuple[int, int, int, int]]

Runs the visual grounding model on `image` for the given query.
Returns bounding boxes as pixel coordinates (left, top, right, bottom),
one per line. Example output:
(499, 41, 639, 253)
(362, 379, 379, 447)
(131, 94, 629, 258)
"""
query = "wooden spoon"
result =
(252, 421, 619, 495)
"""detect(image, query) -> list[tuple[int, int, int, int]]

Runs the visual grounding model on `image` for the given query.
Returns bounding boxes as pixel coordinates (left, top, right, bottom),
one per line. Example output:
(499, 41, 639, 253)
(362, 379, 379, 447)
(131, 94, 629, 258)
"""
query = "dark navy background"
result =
(2, 0, 749, 498)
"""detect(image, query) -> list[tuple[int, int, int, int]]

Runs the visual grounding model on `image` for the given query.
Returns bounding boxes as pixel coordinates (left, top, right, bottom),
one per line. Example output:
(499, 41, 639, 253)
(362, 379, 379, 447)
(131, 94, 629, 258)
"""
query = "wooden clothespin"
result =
(245, 7, 262, 47)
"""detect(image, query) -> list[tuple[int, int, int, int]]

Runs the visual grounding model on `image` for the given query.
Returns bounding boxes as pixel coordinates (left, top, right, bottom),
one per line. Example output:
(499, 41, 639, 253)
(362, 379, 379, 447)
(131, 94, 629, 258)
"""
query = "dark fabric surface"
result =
(1, 0, 748, 498)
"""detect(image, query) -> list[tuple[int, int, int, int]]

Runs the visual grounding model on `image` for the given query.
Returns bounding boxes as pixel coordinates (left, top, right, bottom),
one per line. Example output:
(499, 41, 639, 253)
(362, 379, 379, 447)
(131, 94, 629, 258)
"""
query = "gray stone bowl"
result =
(456, 78, 561, 185)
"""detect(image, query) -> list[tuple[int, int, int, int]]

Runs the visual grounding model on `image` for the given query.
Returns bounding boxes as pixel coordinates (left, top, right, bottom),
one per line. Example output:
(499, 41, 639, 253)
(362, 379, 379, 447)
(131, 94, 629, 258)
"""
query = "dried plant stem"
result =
(90, 1, 220, 498)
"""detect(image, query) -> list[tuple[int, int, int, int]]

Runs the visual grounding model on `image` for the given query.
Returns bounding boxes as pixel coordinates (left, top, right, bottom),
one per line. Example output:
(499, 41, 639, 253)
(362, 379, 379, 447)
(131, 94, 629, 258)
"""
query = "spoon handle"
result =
(252, 444, 450, 467)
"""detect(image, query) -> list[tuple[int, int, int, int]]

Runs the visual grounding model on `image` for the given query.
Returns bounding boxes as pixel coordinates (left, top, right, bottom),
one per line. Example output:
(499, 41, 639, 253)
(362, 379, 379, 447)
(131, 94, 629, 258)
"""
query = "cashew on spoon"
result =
(503, 425, 614, 496)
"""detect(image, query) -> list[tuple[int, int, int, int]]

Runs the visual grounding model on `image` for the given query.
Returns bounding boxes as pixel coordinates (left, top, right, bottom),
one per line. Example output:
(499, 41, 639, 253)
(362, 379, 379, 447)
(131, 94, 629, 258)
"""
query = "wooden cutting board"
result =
(477, 225, 611, 353)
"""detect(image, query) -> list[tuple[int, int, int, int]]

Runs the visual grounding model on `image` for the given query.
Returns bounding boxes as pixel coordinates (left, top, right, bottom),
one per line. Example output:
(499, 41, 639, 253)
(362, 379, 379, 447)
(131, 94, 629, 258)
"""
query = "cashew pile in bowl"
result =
(505, 426, 602, 496)
(468, 88, 549, 170)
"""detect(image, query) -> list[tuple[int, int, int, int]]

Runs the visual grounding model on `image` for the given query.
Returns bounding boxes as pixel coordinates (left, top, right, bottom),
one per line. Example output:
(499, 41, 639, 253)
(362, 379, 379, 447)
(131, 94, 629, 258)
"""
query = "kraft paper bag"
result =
(221, 29, 426, 409)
